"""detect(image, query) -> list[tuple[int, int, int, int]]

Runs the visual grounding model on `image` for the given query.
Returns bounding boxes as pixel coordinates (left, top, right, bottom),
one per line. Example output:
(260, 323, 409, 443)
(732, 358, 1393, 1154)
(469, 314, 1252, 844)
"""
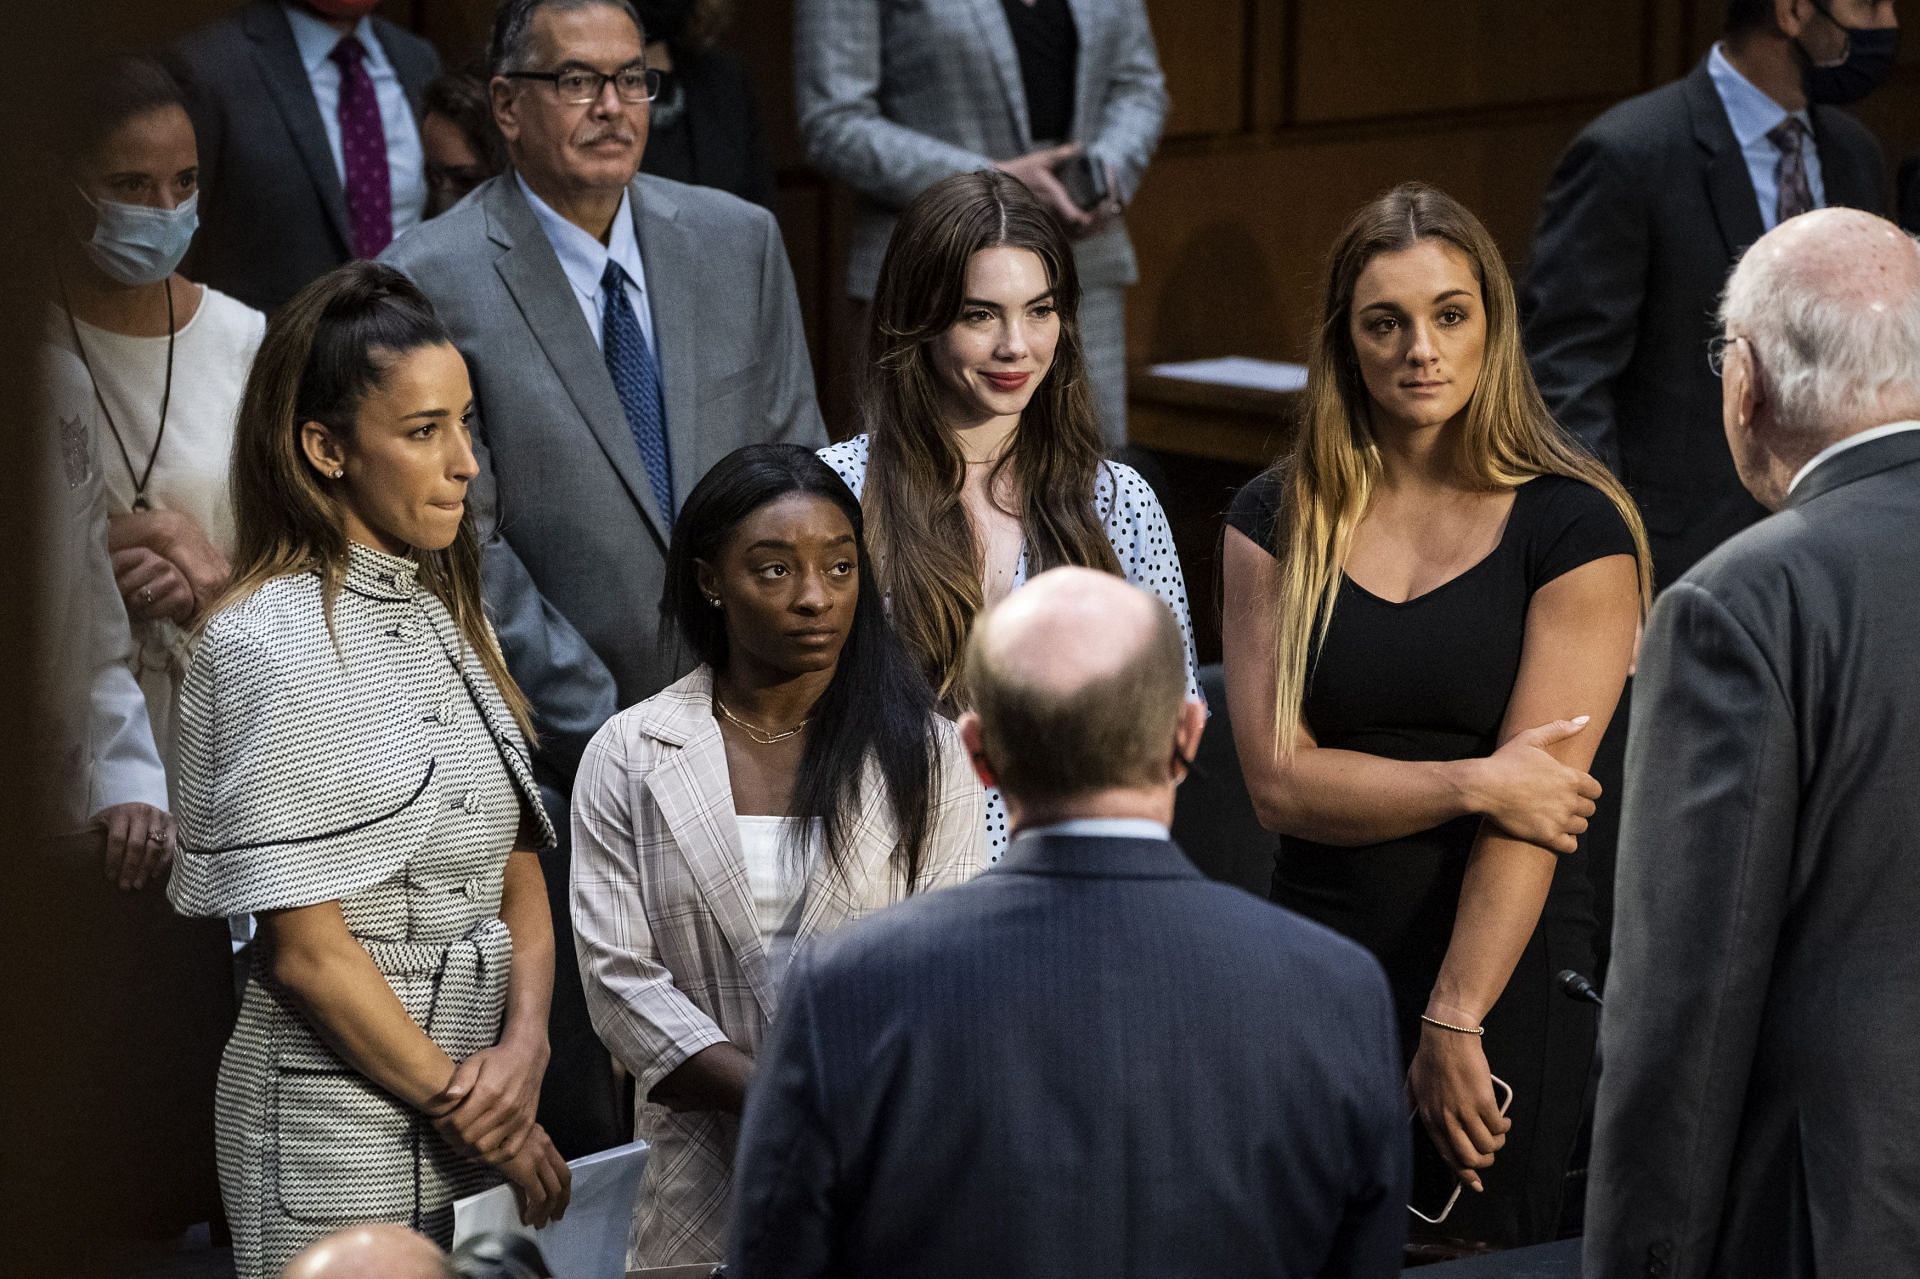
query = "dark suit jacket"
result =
(1587, 429, 1920, 1279)
(1522, 60, 1884, 586)
(1899, 152, 1920, 233)
(171, 1, 438, 312)
(640, 45, 779, 211)
(730, 833, 1409, 1279)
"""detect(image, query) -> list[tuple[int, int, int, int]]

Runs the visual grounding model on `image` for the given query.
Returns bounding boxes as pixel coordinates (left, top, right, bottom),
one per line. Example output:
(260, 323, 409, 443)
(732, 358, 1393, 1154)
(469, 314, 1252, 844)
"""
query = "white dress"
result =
(45, 285, 266, 776)
(819, 433, 1203, 861)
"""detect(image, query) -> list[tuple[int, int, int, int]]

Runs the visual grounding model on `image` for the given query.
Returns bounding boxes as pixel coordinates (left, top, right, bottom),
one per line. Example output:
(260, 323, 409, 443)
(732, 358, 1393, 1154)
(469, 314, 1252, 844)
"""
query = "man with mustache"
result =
(381, 0, 824, 1159)
(171, 0, 440, 311)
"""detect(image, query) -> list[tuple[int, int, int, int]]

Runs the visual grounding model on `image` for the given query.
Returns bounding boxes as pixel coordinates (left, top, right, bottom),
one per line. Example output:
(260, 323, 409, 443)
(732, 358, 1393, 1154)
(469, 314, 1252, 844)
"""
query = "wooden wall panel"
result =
(1151, 0, 1248, 138)
(1127, 111, 1603, 367)
(1290, 0, 1650, 123)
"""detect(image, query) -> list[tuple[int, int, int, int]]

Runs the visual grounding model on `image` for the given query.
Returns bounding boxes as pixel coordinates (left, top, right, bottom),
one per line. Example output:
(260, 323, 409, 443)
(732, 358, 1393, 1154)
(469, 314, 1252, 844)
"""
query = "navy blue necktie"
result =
(601, 260, 673, 521)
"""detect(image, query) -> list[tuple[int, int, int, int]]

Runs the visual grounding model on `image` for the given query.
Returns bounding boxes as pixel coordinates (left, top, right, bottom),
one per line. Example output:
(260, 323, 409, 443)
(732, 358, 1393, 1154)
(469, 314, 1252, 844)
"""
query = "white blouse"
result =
(737, 815, 822, 980)
(46, 285, 266, 776)
(819, 433, 1203, 862)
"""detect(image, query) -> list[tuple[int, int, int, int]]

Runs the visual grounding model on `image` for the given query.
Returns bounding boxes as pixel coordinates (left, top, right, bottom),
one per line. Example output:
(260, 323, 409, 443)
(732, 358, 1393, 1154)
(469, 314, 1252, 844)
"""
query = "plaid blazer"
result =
(571, 665, 985, 1266)
(795, 0, 1169, 297)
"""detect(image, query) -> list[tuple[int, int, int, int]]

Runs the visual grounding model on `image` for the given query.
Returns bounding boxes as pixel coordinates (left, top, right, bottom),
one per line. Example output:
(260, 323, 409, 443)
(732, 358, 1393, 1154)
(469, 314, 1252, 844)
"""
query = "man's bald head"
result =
(964, 567, 1187, 805)
(1721, 208, 1920, 478)
(279, 1225, 455, 1279)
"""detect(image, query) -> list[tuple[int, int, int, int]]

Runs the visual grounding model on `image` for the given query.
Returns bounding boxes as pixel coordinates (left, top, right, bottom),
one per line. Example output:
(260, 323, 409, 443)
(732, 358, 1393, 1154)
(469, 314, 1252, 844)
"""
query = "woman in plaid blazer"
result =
(572, 445, 986, 1268)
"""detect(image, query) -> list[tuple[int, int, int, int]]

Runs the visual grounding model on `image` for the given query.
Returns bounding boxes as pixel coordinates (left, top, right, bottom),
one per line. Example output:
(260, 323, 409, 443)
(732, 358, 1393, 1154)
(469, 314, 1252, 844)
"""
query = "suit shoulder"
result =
(1814, 104, 1885, 165)
(1203, 881, 1393, 991)
(372, 14, 438, 63)
(1567, 76, 1691, 162)
(169, 9, 253, 76)
(640, 173, 779, 235)
(381, 194, 492, 273)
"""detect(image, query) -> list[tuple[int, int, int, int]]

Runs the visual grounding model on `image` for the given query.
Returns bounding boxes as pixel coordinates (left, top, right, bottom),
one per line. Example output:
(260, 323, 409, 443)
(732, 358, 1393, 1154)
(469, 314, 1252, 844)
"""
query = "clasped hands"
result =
(108, 508, 230, 626)
(425, 1033, 571, 1227)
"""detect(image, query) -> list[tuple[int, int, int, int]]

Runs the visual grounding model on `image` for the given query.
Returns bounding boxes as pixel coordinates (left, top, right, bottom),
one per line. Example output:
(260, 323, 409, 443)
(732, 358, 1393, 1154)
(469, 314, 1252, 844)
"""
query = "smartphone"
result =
(1408, 1073, 1514, 1225)
(1055, 152, 1110, 212)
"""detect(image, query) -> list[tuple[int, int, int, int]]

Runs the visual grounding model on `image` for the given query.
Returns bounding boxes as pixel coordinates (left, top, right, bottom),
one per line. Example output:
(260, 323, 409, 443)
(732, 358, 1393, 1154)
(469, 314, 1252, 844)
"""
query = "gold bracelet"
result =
(1420, 1013, 1485, 1037)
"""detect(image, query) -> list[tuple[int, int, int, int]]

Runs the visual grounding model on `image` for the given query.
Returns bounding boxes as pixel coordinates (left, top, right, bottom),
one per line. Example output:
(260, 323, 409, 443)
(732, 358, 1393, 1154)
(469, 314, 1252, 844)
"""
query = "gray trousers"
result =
(1078, 283, 1128, 452)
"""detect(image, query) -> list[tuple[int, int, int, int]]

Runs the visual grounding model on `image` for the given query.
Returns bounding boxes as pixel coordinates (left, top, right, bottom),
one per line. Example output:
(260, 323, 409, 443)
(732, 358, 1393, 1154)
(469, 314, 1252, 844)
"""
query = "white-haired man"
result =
(1587, 207, 1920, 1278)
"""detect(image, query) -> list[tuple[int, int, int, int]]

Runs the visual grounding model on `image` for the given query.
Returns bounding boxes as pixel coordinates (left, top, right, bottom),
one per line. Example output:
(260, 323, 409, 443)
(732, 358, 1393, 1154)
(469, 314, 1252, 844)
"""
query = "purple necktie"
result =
(330, 35, 393, 259)
(1768, 117, 1815, 226)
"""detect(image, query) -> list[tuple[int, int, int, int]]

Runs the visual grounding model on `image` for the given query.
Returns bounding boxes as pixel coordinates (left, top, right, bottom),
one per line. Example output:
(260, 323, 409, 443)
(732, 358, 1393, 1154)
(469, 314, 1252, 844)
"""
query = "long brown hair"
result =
(1265, 182, 1651, 756)
(859, 169, 1120, 701)
(211, 262, 536, 739)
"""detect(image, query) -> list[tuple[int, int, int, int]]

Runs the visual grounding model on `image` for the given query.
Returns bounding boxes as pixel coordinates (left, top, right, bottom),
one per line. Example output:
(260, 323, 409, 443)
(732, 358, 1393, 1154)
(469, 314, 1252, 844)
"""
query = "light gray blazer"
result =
(381, 173, 825, 777)
(1587, 428, 1920, 1279)
(795, 0, 1169, 299)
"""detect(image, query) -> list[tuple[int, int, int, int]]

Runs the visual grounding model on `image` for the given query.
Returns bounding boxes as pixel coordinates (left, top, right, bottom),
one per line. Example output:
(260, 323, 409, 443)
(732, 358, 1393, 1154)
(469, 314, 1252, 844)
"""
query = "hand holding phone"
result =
(1054, 151, 1111, 213)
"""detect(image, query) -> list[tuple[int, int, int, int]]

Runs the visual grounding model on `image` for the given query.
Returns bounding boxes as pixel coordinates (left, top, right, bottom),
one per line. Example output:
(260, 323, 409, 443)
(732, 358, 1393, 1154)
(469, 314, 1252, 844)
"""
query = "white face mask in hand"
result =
(78, 189, 199, 287)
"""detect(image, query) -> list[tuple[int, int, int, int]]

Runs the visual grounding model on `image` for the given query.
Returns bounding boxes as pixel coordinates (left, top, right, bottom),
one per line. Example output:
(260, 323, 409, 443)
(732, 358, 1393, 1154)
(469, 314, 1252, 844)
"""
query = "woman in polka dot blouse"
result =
(820, 170, 1200, 862)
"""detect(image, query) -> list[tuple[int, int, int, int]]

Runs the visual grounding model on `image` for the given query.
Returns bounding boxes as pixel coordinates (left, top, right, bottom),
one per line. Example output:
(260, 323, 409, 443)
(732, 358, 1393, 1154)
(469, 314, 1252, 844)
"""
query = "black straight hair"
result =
(1726, 0, 1773, 33)
(663, 444, 940, 890)
(72, 54, 187, 163)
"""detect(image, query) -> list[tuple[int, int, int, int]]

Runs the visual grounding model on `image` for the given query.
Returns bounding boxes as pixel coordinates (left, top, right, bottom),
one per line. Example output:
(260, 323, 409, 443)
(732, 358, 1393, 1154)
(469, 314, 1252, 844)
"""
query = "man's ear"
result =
(489, 76, 520, 144)
(958, 711, 997, 789)
(1172, 698, 1207, 783)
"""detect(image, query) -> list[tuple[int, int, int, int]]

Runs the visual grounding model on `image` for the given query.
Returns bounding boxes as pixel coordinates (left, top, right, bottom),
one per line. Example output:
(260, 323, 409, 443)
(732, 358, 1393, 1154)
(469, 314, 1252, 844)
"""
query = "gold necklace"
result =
(715, 697, 810, 745)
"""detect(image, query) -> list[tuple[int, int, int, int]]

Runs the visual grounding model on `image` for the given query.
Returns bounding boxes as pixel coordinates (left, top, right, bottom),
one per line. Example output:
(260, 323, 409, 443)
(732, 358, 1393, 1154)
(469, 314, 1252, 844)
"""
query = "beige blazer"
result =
(571, 665, 985, 1266)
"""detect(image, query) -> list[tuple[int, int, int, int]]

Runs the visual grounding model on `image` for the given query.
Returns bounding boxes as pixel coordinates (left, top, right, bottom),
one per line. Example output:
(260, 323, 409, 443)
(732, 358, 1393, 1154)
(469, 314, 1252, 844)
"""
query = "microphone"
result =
(1557, 969, 1603, 1007)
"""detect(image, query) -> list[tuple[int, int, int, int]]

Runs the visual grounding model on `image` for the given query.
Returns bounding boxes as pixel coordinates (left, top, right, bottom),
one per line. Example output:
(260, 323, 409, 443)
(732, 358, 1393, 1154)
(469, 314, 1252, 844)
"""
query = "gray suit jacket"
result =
(171, 0, 438, 313)
(794, 0, 1168, 299)
(381, 172, 824, 778)
(1587, 428, 1920, 1279)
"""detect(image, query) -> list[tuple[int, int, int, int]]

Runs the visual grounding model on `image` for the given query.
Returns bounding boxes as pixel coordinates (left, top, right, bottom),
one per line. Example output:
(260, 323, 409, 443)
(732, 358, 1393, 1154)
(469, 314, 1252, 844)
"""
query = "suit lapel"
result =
(967, 0, 1034, 150)
(243, 1, 353, 254)
(631, 181, 704, 512)
(1684, 61, 1765, 259)
(1063, 0, 1099, 141)
(485, 176, 671, 544)
(643, 695, 776, 1018)
(1812, 106, 1882, 213)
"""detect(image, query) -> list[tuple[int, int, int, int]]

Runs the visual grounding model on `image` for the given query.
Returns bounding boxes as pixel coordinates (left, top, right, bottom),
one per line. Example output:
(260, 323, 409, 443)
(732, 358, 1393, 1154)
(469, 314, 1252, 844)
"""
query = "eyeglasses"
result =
(503, 65, 660, 105)
(1708, 333, 1745, 378)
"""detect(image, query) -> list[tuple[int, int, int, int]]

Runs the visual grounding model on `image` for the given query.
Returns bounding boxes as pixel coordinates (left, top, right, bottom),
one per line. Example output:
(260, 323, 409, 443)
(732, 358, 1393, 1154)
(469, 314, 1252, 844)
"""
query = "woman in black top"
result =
(1222, 184, 1650, 1249)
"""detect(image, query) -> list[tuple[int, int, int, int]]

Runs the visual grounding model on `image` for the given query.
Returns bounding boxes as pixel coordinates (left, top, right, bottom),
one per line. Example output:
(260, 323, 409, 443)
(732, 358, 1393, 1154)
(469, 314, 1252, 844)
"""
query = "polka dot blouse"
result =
(819, 434, 1205, 863)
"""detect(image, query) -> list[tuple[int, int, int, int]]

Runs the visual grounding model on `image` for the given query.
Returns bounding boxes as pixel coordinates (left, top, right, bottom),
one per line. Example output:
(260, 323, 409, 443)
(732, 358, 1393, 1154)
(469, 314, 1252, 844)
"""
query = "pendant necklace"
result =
(715, 697, 810, 745)
(59, 271, 176, 512)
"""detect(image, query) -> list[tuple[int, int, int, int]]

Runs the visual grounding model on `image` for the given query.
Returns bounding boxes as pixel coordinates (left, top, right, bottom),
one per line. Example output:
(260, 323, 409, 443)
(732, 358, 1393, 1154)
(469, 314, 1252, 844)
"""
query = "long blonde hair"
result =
(210, 262, 535, 739)
(1266, 183, 1651, 756)
(859, 170, 1120, 703)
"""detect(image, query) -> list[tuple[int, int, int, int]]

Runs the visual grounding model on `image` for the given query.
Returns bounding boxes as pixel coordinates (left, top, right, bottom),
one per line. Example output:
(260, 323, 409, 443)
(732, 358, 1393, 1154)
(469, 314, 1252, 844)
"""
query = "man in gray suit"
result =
(172, 1, 440, 312)
(1587, 208, 1920, 1278)
(795, 0, 1166, 448)
(382, 0, 824, 1155)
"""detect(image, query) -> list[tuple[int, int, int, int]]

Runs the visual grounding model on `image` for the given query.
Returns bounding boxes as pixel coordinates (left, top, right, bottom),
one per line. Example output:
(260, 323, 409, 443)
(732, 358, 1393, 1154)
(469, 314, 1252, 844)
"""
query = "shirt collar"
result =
(515, 172, 646, 305)
(1788, 421, 1920, 495)
(1018, 817, 1172, 842)
(1709, 41, 1813, 149)
(282, 3, 381, 75)
(341, 540, 421, 600)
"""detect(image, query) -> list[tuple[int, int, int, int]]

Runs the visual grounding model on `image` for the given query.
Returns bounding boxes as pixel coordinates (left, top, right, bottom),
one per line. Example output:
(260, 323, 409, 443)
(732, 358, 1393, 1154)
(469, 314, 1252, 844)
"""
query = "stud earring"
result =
(705, 595, 722, 609)
(331, 468, 344, 479)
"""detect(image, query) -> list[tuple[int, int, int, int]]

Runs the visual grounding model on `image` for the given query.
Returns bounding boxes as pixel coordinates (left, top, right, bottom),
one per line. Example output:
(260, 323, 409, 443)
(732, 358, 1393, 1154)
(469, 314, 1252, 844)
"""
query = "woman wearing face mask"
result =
(571, 444, 984, 1266)
(1223, 184, 1650, 1249)
(819, 169, 1200, 863)
(48, 54, 265, 777)
(169, 262, 570, 1278)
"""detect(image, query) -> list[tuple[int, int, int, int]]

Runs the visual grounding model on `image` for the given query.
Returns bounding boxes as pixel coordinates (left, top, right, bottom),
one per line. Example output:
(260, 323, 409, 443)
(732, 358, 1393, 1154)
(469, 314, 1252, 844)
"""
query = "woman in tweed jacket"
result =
(572, 445, 986, 1268)
(168, 264, 571, 1277)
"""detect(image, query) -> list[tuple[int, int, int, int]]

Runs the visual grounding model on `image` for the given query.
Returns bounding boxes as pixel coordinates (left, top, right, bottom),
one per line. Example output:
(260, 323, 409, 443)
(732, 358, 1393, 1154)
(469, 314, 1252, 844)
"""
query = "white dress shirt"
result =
(283, 2, 428, 240)
(1709, 42, 1826, 233)
(1789, 420, 1920, 495)
(1021, 818, 1171, 841)
(516, 173, 658, 352)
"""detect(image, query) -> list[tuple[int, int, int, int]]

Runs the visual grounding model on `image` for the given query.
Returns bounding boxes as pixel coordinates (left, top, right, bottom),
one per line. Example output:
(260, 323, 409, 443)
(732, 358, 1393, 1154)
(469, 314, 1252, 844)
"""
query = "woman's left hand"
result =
(109, 509, 231, 621)
(429, 1032, 550, 1164)
(1407, 1018, 1510, 1193)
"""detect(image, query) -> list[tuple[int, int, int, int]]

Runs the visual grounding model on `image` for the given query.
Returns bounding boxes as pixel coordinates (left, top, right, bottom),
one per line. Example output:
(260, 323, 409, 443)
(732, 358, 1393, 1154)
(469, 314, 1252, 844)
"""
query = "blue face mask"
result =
(1801, 7, 1901, 106)
(79, 189, 199, 287)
